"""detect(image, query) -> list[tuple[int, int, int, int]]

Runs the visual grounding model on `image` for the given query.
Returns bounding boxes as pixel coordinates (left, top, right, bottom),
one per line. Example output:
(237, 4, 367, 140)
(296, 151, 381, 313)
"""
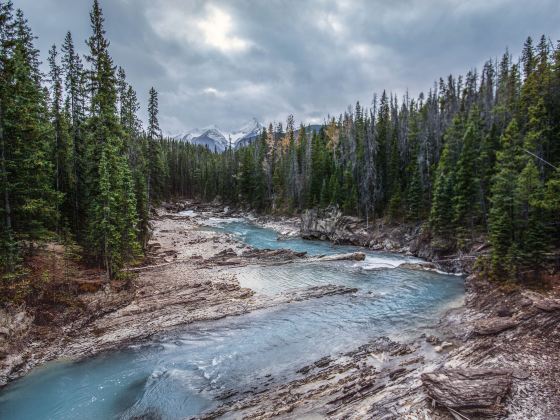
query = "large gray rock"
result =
(300, 206, 369, 245)
(532, 298, 560, 312)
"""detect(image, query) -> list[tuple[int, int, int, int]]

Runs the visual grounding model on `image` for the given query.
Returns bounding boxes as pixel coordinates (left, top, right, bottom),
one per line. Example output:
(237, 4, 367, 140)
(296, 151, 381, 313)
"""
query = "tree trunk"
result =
(0, 102, 14, 270)
(0, 105, 11, 233)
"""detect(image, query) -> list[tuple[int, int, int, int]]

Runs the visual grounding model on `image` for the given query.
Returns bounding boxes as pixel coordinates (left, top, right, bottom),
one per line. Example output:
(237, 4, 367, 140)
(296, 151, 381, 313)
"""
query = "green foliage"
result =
(405, 159, 422, 222)
(0, 0, 559, 287)
(0, 4, 60, 273)
(452, 123, 480, 245)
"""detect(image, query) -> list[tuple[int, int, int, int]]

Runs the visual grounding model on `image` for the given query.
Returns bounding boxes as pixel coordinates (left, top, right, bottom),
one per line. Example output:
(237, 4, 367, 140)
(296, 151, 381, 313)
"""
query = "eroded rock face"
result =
(422, 368, 513, 417)
(199, 337, 438, 420)
(301, 207, 369, 245)
(300, 206, 477, 274)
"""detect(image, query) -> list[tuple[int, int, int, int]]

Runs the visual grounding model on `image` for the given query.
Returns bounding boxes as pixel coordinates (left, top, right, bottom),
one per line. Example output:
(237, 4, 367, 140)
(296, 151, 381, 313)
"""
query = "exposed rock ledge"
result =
(196, 274, 560, 420)
(2, 202, 559, 419)
(422, 368, 512, 417)
(300, 206, 484, 274)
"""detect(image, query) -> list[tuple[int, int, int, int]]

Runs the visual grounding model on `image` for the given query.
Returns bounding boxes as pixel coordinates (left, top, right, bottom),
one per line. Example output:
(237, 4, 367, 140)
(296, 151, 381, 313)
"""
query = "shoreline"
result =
(0, 205, 367, 387)
(1, 201, 559, 419)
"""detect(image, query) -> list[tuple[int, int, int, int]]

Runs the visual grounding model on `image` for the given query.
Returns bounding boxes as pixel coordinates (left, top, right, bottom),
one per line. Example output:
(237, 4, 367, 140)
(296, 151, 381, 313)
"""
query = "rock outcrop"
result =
(301, 207, 370, 245)
(300, 206, 483, 273)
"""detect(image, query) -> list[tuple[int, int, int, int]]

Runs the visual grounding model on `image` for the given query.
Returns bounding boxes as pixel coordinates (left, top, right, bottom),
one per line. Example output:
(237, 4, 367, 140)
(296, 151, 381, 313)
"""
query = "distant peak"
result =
(174, 119, 265, 152)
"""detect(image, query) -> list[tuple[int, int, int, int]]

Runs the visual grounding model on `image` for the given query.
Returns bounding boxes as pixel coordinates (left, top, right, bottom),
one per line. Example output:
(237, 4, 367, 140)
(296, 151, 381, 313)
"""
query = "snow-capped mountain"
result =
(173, 119, 264, 152)
(228, 118, 265, 148)
(174, 125, 229, 152)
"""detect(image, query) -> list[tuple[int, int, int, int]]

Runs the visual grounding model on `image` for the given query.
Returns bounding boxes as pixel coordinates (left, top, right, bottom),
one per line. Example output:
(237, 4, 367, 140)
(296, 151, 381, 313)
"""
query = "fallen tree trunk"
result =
(473, 318, 518, 335)
(308, 252, 366, 262)
(422, 368, 512, 418)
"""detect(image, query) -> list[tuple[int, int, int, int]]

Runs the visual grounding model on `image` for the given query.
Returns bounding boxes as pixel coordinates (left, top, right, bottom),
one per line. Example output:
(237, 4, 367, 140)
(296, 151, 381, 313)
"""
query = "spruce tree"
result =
(1, 7, 59, 266)
(488, 121, 522, 279)
(430, 116, 463, 243)
(84, 0, 139, 277)
(61, 31, 87, 236)
(406, 158, 422, 222)
(147, 86, 166, 207)
(453, 122, 480, 245)
(48, 44, 73, 231)
(0, 1, 17, 271)
(515, 160, 547, 273)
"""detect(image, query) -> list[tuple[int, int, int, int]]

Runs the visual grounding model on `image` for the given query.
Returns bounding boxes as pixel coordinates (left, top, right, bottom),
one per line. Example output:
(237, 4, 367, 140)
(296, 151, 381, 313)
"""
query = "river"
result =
(0, 218, 464, 419)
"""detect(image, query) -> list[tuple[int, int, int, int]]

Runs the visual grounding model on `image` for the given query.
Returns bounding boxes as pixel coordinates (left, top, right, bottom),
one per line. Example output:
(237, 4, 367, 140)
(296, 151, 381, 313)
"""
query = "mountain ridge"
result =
(172, 118, 264, 152)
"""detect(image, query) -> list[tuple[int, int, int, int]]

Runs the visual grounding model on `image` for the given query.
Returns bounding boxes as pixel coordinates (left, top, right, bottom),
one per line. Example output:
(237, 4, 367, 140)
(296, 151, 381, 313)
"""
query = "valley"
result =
(1, 202, 559, 419)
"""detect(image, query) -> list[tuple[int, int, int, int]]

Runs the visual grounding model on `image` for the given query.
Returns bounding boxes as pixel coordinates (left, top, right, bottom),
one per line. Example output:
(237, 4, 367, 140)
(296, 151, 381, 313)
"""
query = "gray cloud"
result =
(14, 0, 560, 133)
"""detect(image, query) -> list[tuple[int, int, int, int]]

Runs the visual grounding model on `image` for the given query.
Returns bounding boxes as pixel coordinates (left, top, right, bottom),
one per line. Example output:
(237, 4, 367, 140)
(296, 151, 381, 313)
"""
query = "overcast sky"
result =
(15, 0, 560, 134)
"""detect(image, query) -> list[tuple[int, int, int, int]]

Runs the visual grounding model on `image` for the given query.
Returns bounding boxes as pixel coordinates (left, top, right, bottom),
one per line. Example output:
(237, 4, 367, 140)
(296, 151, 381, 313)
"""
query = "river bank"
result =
(198, 273, 560, 419)
(1, 201, 559, 419)
(0, 207, 357, 387)
(161, 202, 560, 419)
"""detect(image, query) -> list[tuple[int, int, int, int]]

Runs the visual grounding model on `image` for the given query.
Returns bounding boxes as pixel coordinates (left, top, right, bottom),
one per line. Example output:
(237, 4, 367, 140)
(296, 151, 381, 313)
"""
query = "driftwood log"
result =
(473, 317, 518, 335)
(532, 298, 560, 312)
(309, 252, 366, 262)
(422, 368, 512, 417)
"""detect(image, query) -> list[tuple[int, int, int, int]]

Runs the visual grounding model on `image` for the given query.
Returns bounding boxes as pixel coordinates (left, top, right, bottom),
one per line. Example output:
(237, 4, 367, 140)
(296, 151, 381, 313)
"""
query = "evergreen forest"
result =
(1, 0, 559, 287)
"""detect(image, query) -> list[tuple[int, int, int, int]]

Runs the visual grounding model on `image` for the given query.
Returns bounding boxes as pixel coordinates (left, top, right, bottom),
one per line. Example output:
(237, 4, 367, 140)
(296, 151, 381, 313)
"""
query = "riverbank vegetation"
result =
(1, 0, 559, 289)
(0, 0, 175, 287)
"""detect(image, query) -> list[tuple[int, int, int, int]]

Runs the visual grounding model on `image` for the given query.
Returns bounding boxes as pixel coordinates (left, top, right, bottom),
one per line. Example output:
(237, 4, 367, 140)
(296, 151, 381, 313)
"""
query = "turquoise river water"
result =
(0, 218, 464, 419)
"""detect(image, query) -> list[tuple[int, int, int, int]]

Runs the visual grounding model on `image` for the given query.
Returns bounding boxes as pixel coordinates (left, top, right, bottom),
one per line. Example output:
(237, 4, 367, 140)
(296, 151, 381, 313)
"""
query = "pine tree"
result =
(515, 160, 547, 274)
(406, 158, 422, 222)
(147, 86, 166, 207)
(430, 116, 463, 242)
(48, 44, 73, 231)
(84, 0, 139, 277)
(453, 122, 480, 245)
(0, 7, 59, 272)
(0, 1, 17, 271)
(61, 31, 87, 236)
(521, 37, 536, 80)
(117, 71, 149, 249)
(488, 121, 522, 279)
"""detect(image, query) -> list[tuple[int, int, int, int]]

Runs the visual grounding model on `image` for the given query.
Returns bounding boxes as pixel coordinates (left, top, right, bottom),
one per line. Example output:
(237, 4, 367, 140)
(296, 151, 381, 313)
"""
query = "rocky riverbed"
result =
(0, 207, 360, 387)
(197, 274, 560, 419)
(1, 201, 559, 419)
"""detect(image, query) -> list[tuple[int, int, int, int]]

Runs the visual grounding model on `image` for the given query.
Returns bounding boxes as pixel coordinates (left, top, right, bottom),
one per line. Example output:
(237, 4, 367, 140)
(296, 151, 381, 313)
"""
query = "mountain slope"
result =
(173, 119, 264, 152)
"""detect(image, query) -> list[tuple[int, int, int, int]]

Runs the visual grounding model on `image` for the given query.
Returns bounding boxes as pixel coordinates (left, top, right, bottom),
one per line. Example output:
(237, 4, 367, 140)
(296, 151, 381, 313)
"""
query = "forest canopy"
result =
(0, 0, 558, 284)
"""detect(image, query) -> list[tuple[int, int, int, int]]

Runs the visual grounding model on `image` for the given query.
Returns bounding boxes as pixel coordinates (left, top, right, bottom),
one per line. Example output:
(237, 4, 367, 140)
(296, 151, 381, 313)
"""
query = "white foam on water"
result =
(178, 210, 197, 217)
(360, 255, 410, 270)
(433, 269, 464, 276)
(200, 217, 245, 227)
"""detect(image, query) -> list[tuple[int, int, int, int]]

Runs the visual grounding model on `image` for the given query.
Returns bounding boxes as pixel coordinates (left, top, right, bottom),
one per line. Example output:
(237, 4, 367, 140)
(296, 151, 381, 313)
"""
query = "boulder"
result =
(399, 262, 438, 272)
(300, 206, 367, 245)
(434, 342, 453, 353)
